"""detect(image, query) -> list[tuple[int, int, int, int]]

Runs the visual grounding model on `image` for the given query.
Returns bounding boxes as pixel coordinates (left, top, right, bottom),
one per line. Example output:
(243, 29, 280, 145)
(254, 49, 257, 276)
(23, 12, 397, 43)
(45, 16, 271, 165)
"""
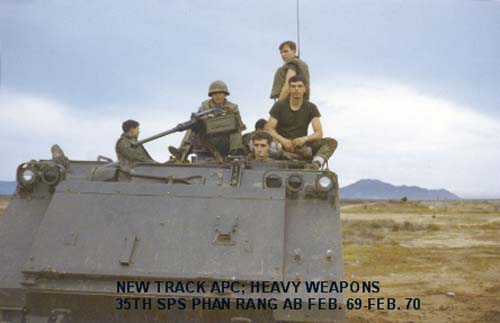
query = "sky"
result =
(0, 0, 499, 198)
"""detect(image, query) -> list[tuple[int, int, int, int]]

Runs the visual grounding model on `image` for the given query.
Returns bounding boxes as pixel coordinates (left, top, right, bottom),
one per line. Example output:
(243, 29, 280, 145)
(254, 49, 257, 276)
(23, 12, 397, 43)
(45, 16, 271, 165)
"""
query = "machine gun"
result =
(133, 106, 239, 162)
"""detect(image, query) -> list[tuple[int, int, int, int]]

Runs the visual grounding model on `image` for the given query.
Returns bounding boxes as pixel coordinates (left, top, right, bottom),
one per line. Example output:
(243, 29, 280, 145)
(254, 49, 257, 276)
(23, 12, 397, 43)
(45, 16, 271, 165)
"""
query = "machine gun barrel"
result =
(133, 120, 194, 146)
(132, 107, 223, 147)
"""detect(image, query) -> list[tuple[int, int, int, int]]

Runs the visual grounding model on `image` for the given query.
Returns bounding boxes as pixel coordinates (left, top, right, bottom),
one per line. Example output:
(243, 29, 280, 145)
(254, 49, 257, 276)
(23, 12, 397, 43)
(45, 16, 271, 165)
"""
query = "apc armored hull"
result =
(0, 155, 344, 323)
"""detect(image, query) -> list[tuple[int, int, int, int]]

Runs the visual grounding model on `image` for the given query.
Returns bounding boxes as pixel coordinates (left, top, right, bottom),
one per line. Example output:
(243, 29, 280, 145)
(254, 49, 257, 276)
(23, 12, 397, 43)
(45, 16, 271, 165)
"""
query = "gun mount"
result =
(133, 106, 238, 147)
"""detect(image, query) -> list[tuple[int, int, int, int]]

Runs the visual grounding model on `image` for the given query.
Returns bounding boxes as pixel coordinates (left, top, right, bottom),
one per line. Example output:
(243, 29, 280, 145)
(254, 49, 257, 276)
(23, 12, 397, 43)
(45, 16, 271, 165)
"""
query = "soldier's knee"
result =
(324, 137, 338, 151)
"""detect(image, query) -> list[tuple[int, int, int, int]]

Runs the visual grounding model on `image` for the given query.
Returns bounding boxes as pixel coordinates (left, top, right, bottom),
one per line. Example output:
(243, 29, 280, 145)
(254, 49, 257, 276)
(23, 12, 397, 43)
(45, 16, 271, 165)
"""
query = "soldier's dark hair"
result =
(279, 40, 297, 51)
(288, 75, 307, 86)
(255, 119, 267, 131)
(251, 131, 273, 145)
(122, 119, 140, 133)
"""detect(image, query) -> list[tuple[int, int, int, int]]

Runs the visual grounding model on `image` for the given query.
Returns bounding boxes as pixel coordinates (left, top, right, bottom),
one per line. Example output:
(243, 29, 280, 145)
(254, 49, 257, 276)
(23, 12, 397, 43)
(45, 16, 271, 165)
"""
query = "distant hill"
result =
(0, 181, 16, 195)
(340, 179, 460, 200)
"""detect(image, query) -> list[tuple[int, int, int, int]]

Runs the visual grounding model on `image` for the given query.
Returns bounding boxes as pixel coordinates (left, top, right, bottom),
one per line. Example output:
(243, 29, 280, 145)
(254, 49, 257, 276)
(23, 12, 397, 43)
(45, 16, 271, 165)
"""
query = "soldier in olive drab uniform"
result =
(242, 118, 267, 151)
(115, 119, 156, 168)
(266, 75, 337, 170)
(169, 81, 246, 161)
(271, 40, 310, 101)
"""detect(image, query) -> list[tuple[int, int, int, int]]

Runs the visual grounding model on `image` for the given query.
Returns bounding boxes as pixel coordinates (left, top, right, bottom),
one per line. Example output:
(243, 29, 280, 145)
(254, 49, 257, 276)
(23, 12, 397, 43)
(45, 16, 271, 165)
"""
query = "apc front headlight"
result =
(17, 164, 38, 187)
(315, 173, 335, 192)
(286, 174, 304, 192)
(41, 165, 62, 186)
(22, 169, 35, 182)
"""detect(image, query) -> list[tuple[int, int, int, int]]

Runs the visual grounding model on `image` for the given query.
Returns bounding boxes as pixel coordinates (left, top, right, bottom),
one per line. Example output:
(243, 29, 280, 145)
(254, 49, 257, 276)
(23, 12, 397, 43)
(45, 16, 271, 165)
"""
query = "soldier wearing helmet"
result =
(169, 81, 246, 160)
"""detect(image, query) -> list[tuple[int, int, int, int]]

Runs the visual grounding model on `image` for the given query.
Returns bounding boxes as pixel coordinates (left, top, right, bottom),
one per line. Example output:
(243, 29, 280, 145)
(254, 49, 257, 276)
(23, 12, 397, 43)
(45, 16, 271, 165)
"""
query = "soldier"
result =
(270, 40, 310, 101)
(266, 75, 337, 169)
(115, 119, 156, 168)
(250, 131, 273, 162)
(170, 80, 246, 160)
(242, 118, 267, 151)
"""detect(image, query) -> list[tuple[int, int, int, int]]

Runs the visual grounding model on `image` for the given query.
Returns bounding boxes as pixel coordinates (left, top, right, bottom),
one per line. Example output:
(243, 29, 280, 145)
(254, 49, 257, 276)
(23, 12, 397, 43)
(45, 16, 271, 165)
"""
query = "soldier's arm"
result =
(265, 117, 294, 151)
(138, 147, 156, 163)
(278, 68, 297, 101)
(232, 105, 247, 131)
(116, 140, 131, 161)
(227, 104, 246, 131)
(308, 117, 324, 142)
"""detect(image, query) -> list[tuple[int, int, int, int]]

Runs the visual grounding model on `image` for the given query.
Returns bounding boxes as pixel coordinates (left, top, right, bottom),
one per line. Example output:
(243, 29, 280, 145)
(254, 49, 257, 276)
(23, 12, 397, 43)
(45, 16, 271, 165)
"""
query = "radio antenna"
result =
(296, 0, 301, 57)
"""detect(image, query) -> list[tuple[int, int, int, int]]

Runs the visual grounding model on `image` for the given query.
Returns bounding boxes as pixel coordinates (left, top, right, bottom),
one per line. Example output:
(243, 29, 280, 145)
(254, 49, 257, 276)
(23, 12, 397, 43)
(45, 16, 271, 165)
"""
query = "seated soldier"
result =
(265, 75, 337, 169)
(115, 119, 156, 168)
(271, 40, 310, 101)
(250, 131, 273, 161)
(169, 80, 246, 161)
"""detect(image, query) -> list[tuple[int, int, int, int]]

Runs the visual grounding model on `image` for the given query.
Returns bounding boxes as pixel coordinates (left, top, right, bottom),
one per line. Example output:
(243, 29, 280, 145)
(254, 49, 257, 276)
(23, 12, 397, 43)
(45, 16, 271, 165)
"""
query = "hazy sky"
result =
(1, 0, 499, 198)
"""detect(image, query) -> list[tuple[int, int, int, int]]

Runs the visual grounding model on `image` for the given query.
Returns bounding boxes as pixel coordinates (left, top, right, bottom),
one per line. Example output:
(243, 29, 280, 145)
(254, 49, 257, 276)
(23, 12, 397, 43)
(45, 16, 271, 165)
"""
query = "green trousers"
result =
(307, 137, 338, 160)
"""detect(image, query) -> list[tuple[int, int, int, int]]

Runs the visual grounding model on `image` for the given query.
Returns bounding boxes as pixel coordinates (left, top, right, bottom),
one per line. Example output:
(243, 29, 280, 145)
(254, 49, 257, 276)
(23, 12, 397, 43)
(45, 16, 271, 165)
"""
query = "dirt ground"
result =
(1, 197, 498, 322)
(341, 200, 500, 323)
(0, 196, 9, 216)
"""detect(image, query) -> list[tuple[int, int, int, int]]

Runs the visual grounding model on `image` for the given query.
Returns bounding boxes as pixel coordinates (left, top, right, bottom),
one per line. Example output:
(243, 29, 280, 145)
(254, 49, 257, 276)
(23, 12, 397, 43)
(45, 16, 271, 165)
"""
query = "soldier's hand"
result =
(293, 137, 307, 148)
(281, 139, 294, 152)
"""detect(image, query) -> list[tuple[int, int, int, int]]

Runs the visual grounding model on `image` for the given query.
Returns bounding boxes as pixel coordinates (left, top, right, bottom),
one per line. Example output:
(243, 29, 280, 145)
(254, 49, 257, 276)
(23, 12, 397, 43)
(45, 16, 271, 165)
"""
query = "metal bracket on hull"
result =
(230, 161, 244, 186)
(119, 235, 138, 266)
(214, 215, 238, 245)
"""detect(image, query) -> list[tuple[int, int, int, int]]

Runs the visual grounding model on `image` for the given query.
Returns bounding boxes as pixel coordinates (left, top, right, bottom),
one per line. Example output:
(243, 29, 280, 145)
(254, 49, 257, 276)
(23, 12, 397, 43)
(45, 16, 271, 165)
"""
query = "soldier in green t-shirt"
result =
(266, 75, 337, 169)
(115, 119, 156, 169)
(270, 40, 310, 101)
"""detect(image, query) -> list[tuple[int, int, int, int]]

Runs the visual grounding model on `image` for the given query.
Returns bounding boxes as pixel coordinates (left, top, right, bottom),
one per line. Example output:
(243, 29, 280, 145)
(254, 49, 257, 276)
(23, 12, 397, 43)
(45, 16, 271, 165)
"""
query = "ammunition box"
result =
(203, 114, 237, 135)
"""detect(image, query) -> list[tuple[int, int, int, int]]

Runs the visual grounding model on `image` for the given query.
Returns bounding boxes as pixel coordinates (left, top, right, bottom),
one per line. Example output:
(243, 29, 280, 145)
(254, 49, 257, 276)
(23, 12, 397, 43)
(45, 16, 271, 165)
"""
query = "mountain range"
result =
(0, 179, 460, 200)
(340, 179, 460, 200)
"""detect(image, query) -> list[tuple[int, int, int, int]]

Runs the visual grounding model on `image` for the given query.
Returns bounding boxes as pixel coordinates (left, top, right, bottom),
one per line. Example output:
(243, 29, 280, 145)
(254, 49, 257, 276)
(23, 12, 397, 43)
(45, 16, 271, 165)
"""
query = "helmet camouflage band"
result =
(208, 80, 230, 96)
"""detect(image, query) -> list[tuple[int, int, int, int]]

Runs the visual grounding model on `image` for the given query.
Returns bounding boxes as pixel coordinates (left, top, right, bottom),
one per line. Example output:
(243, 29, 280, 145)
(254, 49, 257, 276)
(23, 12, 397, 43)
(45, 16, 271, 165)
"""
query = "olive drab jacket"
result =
(115, 133, 155, 168)
(199, 99, 246, 131)
(270, 56, 310, 100)
(174, 99, 246, 157)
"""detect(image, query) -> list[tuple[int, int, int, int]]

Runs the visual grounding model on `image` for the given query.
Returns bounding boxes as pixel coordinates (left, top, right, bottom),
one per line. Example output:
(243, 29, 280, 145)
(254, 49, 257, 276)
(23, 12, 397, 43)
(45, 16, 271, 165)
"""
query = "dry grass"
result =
(341, 199, 500, 215)
(342, 219, 440, 245)
(342, 200, 500, 322)
(0, 196, 10, 217)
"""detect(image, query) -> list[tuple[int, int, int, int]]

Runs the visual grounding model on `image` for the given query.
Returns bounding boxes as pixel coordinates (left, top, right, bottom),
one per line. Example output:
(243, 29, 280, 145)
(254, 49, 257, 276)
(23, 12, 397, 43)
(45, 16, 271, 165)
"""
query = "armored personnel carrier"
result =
(0, 112, 344, 323)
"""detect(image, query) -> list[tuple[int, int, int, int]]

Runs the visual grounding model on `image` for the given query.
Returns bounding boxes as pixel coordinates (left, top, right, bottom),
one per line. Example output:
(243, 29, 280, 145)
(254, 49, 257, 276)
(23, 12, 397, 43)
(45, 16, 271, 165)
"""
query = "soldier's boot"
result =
(168, 146, 183, 160)
(51, 144, 70, 167)
(311, 156, 326, 170)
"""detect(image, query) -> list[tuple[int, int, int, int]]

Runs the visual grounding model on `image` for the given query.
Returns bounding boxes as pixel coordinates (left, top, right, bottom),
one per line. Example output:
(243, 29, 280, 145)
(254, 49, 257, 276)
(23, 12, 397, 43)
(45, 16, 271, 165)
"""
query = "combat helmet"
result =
(208, 80, 230, 96)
